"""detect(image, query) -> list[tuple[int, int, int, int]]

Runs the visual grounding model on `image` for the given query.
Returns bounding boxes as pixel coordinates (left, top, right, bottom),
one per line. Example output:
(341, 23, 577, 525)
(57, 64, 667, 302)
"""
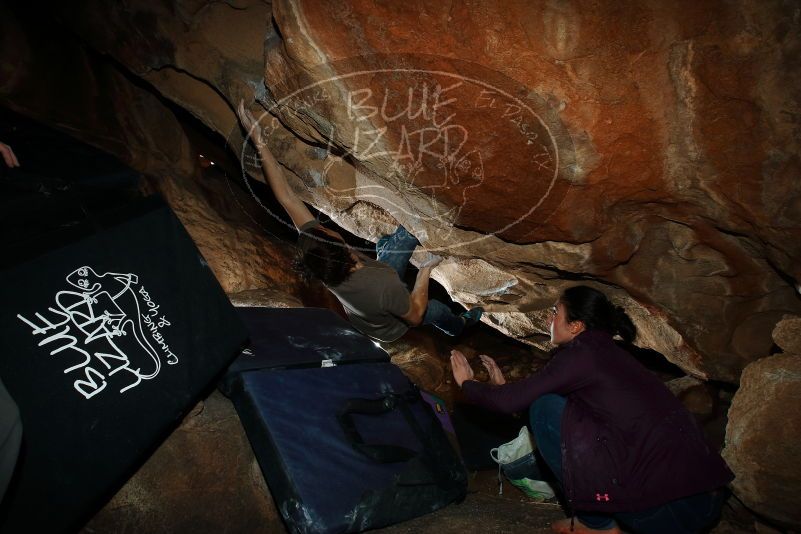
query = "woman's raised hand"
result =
(479, 354, 506, 386)
(450, 349, 474, 387)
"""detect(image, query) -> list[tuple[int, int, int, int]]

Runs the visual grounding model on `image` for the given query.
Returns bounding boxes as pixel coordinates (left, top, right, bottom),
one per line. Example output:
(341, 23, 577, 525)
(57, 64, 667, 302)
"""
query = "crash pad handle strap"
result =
(338, 394, 420, 464)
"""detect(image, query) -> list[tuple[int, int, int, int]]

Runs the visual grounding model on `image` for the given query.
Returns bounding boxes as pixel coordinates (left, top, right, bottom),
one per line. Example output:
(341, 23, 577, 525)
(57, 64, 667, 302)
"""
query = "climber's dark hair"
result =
(559, 285, 637, 345)
(296, 226, 356, 287)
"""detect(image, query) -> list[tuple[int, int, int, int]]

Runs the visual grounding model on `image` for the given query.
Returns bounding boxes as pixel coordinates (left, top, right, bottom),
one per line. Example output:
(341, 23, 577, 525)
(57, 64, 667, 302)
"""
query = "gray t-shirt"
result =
(328, 259, 411, 342)
(297, 220, 410, 342)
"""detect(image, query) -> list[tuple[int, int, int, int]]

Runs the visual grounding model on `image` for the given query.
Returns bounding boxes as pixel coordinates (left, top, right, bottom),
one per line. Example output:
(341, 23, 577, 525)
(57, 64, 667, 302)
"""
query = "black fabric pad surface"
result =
(228, 363, 466, 534)
(226, 307, 389, 377)
(0, 197, 247, 533)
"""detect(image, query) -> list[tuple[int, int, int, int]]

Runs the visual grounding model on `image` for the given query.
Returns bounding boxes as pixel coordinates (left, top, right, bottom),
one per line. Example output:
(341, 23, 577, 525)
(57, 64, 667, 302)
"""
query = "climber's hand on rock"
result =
(419, 255, 442, 270)
(0, 142, 20, 168)
(450, 349, 474, 387)
(480, 354, 506, 386)
(237, 100, 264, 147)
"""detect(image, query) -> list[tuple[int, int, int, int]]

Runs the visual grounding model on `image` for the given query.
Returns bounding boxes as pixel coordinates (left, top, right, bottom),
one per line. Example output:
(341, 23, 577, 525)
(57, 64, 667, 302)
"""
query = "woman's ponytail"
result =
(613, 305, 637, 345)
(560, 286, 637, 344)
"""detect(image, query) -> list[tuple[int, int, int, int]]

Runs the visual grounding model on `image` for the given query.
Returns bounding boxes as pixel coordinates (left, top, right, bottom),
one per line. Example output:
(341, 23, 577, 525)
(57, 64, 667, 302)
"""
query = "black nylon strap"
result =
(338, 390, 463, 492)
(337, 395, 418, 463)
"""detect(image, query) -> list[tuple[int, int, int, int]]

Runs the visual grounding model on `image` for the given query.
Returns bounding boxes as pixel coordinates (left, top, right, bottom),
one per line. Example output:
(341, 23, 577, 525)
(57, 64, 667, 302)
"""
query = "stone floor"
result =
(81, 390, 565, 534)
(375, 491, 564, 534)
(82, 388, 760, 534)
(79, 311, 748, 534)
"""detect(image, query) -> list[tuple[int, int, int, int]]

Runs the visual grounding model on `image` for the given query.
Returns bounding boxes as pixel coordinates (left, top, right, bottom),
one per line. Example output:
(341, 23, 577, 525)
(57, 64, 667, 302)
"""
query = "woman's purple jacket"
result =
(461, 329, 734, 513)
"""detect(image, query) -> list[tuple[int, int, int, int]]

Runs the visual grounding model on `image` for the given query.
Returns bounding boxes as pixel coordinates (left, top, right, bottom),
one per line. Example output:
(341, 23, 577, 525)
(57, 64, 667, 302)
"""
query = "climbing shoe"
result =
(460, 307, 484, 328)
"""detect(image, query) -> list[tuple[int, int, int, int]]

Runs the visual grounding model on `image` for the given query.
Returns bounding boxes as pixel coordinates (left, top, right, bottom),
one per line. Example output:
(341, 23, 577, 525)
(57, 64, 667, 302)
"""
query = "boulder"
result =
(259, 0, 801, 383)
(665, 376, 717, 420)
(722, 354, 801, 528)
(772, 315, 801, 355)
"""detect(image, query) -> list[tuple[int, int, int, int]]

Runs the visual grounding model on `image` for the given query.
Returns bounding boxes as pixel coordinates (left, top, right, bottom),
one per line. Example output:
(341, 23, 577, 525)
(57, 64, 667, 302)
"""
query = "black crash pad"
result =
(0, 198, 247, 533)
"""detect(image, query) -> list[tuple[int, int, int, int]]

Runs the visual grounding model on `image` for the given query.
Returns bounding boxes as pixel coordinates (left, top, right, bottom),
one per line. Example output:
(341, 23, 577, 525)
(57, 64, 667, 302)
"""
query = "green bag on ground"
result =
(490, 426, 556, 501)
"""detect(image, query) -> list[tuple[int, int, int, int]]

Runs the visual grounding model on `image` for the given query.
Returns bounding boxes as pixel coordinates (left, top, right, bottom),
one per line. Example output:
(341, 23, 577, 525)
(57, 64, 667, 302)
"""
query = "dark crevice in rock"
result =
(148, 63, 231, 106)
(764, 255, 801, 301)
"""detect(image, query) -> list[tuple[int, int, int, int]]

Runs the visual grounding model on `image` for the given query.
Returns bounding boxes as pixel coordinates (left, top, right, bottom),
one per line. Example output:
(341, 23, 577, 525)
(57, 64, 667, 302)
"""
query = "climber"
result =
(236, 101, 483, 342)
(450, 285, 734, 534)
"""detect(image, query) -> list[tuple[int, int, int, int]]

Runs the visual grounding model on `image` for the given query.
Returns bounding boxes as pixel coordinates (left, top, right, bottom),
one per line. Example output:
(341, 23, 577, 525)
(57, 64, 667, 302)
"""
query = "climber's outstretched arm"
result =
(237, 101, 314, 229)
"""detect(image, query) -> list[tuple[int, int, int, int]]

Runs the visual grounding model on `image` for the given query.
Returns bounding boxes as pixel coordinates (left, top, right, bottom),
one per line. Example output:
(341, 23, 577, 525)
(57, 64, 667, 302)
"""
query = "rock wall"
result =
(3, 1, 800, 382)
(0, 3, 195, 180)
(0, 2, 304, 297)
(262, 0, 801, 383)
(141, 173, 302, 294)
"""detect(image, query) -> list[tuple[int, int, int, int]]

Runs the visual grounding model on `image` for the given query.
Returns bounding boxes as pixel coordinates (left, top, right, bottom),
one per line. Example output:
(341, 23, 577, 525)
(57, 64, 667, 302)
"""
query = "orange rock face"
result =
(264, 0, 801, 382)
(3, 0, 800, 382)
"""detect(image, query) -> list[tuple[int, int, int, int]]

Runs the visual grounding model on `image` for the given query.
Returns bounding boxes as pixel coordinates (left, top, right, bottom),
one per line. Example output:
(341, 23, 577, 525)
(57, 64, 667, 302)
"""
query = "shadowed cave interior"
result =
(1, 1, 800, 533)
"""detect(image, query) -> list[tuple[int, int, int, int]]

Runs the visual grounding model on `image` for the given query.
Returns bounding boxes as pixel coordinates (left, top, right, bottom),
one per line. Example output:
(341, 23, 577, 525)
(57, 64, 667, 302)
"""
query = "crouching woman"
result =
(450, 286, 733, 534)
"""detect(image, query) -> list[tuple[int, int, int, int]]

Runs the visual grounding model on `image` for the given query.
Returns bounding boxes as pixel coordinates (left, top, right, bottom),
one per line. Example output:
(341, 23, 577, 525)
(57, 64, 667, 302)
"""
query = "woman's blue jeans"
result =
(376, 226, 464, 336)
(529, 394, 725, 533)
